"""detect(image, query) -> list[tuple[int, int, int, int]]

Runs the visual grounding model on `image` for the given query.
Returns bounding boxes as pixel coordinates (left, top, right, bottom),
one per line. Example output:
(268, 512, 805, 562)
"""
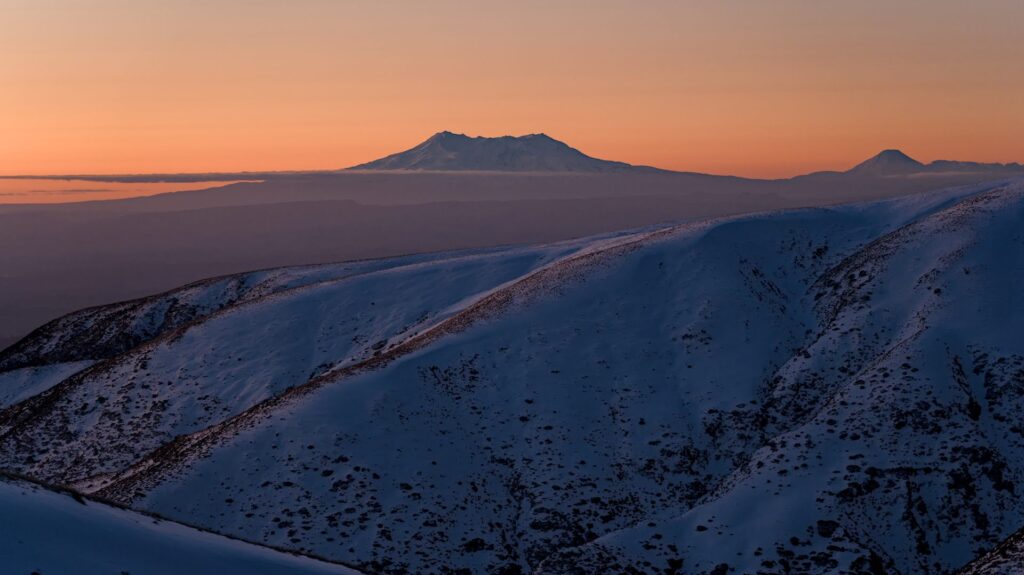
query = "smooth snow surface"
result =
(0, 475, 361, 575)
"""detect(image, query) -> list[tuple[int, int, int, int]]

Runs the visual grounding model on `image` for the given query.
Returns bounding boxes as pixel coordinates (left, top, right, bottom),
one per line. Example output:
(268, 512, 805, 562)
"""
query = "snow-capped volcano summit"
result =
(847, 148, 925, 175)
(349, 131, 639, 172)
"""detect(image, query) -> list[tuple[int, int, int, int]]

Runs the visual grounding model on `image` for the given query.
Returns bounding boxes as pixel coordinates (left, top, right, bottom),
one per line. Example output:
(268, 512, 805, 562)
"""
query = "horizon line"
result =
(0, 138, 1021, 181)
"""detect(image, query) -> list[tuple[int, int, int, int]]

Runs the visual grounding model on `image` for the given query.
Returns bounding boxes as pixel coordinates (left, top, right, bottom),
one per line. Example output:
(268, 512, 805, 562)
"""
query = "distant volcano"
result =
(846, 149, 1023, 176)
(846, 149, 924, 175)
(349, 131, 643, 172)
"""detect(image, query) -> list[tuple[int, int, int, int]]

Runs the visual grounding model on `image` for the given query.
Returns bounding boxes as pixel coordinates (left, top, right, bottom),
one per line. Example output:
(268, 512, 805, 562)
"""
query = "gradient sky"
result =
(2, 0, 1022, 178)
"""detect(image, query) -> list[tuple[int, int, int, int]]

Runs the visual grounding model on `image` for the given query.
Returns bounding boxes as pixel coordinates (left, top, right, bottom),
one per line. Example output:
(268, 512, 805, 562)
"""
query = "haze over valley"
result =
(2, 133, 1022, 350)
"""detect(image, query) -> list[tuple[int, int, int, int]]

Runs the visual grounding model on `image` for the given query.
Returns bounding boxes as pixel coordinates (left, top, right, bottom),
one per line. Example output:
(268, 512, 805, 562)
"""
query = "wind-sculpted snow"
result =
(2, 179, 1023, 574)
(0, 473, 362, 575)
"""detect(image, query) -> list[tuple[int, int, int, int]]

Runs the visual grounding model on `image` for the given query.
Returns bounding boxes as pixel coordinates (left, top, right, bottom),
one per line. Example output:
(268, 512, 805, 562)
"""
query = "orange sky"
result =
(2, 0, 1022, 178)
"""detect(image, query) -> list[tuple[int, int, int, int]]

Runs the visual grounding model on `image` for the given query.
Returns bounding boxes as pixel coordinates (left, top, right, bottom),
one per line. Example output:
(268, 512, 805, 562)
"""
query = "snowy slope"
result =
(536, 181, 1024, 574)
(2, 178, 1023, 574)
(0, 474, 362, 575)
(0, 239, 606, 488)
(0, 360, 93, 409)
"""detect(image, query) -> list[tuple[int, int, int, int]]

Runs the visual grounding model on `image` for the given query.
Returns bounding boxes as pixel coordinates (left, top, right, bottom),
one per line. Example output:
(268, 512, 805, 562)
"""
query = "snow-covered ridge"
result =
(2, 178, 1023, 574)
(0, 237, 612, 488)
(0, 249, 492, 372)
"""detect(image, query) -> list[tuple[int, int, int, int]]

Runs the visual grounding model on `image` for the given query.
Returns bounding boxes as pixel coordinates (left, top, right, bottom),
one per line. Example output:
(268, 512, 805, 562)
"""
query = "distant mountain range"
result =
(4, 133, 1020, 181)
(349, 131, 1024, 177)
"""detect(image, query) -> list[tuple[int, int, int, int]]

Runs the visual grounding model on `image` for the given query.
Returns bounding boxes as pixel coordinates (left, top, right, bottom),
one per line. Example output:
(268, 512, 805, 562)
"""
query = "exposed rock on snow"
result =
(2, 178, 1024, 574)
(958, 526, 1024, 574)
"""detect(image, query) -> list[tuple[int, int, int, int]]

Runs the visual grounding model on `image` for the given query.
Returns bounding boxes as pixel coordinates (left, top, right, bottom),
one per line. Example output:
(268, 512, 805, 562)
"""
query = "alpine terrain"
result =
(1, 177, 1023, 574)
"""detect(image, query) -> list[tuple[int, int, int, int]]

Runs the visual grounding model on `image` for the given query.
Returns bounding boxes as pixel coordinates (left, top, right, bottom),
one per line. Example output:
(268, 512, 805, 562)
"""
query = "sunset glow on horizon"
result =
(3, 0, 1022, 178)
